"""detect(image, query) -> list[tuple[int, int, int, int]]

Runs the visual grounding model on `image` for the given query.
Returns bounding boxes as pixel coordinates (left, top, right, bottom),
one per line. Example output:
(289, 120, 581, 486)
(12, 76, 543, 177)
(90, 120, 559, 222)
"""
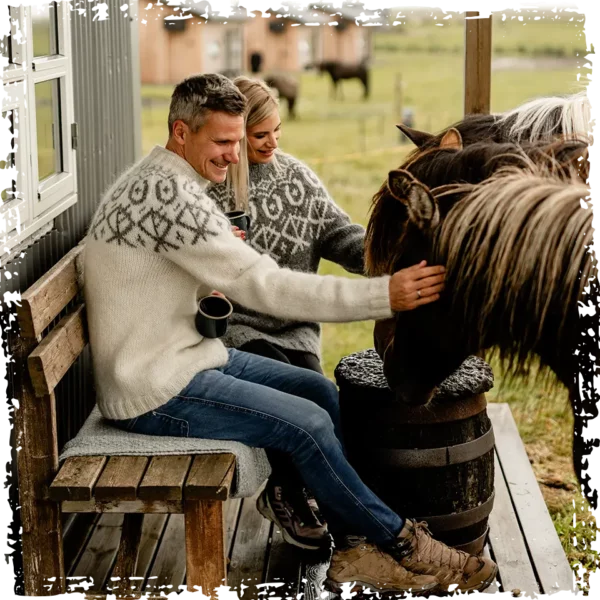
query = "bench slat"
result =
(50, 456, 107, 502)
(17, 244, 83, 339)
(27, 304, 88, 398)
(185, 454, 235, 500)
(488, 403, 574, 594)
(138, 456, 192, 501)
(62, 499, 183, 513)
(94, 456, 149, 501)
(487, 453, 540, 594)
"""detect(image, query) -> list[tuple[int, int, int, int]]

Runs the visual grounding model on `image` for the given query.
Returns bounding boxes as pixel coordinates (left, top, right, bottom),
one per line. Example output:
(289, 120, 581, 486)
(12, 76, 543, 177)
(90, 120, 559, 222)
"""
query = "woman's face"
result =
(246, 110, 281, 164)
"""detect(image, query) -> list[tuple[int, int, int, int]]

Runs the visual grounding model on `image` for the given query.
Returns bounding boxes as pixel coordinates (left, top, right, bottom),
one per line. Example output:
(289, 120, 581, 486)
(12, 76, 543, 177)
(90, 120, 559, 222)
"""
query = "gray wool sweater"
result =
(206, 151, 366, 359)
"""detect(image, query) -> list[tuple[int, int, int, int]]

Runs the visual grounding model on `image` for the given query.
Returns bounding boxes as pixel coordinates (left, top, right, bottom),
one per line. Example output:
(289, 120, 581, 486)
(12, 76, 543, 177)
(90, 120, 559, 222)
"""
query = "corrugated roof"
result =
(308, 1, 384, 25)
(158, 0, 250, 22)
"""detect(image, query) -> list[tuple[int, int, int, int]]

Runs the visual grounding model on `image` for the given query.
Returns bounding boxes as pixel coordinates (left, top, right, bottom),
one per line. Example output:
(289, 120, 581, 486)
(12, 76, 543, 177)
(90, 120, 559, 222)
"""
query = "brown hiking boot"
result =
(256, 484, 329, 550)
(325, 536, 438, 595)
(386, 519, 498, 592)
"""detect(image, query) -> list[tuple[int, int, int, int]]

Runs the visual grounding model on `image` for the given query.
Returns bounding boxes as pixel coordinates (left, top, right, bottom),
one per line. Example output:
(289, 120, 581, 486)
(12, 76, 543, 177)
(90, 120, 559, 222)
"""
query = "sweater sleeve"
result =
(318, 198, 366, 275)
(159, 188, 393, 324)
(293, 159, 366, 275)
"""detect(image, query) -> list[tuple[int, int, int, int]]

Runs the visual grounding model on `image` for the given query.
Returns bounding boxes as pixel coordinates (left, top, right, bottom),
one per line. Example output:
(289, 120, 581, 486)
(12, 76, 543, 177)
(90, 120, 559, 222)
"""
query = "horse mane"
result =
(364, 138, 589, 276)
(433, 163, 595, 375)
(495, 91, 591, 142)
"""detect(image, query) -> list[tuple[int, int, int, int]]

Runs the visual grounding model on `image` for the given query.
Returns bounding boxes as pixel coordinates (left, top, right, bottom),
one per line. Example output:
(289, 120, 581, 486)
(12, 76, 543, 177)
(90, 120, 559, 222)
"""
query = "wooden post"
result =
(395, 73, 403, 142)
(185, 499, 226, 596)
(464, 11, 492, 115)
(13, 334, 66, 596)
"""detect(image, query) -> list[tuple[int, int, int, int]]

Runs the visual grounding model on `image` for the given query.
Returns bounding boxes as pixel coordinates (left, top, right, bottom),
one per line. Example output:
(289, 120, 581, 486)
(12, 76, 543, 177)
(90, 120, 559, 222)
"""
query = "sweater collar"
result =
(148, 146, 211, 191)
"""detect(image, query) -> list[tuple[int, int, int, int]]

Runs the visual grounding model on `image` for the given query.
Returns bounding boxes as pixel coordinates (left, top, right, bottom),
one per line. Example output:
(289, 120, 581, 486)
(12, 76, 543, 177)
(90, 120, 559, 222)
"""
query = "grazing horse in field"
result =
(374, 164, 597, 505)
(317, 60, 369, 100)
(396, 91, 591, 150)
(264, 74, 299, 120)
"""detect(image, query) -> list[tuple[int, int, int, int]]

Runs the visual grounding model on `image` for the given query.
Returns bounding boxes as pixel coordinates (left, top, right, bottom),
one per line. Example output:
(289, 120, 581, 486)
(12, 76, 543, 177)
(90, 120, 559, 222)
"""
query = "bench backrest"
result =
(16, 243, 87, 398)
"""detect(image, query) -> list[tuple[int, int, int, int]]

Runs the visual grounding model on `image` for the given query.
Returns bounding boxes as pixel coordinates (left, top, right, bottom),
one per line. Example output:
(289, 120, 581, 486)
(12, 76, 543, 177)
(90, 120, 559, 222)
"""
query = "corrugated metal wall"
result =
(3, 2, 139, 591)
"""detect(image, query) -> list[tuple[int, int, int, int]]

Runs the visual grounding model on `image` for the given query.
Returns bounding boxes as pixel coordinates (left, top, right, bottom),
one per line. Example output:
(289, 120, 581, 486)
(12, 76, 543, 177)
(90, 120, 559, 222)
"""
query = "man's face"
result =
(182, 111, 245, 183)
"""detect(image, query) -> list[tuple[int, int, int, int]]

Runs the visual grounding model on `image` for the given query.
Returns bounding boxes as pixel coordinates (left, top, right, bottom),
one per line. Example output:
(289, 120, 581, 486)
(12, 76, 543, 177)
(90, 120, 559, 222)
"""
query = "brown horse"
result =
(264, 74, 299, 120)
(368, 161, 597, 506)
(317, 60, 369, 100)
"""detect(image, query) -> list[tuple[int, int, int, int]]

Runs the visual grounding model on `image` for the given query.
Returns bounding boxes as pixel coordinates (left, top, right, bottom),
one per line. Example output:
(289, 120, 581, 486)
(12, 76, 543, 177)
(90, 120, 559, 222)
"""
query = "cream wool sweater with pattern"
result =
(84, 146, 393, 421)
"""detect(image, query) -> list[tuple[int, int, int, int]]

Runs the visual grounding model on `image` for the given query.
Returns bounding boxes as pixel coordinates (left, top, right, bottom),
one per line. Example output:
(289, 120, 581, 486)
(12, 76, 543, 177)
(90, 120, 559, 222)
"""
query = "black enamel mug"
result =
(195, 295, 233, 339)
(225, 210, 252, 235)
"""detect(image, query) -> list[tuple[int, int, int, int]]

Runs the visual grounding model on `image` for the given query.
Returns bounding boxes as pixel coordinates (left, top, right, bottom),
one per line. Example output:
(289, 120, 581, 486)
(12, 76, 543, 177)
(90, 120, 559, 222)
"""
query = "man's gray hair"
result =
(168, 73, 247, 136)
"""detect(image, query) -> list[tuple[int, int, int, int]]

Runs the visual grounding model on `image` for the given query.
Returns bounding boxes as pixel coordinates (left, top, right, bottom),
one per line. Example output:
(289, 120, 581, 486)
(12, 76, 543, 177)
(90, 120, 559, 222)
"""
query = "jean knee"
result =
(299, 405, 337, 444)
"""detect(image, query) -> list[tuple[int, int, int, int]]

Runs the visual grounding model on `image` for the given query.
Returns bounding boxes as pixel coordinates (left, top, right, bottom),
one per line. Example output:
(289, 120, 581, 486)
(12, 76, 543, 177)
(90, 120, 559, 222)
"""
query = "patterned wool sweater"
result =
(84, 146, 392, 420)
(206, 152, 366, 359)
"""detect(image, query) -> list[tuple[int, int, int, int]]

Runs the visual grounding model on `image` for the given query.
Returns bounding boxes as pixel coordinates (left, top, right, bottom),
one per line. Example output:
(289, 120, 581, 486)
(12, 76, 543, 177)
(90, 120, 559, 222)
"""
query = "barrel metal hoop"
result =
(452, 526, 490, 555)
(368, 427, 496, 469)
(414, 492, 496, 532)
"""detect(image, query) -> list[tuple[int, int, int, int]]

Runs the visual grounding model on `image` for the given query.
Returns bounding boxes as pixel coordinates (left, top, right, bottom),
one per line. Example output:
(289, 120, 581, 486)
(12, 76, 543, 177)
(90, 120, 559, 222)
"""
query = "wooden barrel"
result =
(335, 349, 495, 556)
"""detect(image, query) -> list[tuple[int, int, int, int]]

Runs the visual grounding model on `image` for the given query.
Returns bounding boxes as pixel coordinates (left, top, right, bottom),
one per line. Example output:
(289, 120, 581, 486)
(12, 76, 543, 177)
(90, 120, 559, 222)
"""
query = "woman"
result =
(207, 76, 365, 376)
(206, 76, 372, 549)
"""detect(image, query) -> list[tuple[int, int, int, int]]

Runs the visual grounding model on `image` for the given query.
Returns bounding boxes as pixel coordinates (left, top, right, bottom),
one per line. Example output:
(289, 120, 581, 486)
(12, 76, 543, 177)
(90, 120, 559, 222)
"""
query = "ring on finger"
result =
(417, 289, 422, 299)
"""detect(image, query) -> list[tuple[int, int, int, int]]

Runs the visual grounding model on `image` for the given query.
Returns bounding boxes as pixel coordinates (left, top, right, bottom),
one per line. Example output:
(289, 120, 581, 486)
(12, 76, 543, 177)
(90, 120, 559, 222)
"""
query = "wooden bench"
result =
(14, 244, 238, 596)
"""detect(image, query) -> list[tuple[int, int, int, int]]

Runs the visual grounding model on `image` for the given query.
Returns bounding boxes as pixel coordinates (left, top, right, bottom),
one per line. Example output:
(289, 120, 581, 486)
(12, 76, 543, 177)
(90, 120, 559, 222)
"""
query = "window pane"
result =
(0, 111, 16, 204)
(32, 1, 59, 58)
(35, 78, 63, 182)
(0, 31, 11, 65)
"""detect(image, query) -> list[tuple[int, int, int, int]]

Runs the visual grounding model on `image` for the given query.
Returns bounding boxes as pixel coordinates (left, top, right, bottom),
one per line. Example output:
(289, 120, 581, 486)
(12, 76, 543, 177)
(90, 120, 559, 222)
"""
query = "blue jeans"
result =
(111, 349, 403, 545)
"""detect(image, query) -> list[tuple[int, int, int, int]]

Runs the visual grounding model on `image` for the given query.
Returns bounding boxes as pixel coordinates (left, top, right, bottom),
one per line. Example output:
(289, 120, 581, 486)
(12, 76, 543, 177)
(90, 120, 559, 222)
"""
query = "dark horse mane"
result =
(433, 164, 594, 375)
(365, 137, 589, 277)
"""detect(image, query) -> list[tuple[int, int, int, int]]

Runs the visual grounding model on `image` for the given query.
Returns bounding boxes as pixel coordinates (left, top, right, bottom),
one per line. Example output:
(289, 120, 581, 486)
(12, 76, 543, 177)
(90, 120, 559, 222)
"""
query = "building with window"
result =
(243, 9, 329, 73)
(138, 4, 246, 85)
(318, 3, 376, 65)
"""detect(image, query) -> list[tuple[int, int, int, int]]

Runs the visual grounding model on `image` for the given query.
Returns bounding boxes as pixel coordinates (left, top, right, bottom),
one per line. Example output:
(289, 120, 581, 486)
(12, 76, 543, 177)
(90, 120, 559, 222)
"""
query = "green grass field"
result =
(141, 14, 597, 586)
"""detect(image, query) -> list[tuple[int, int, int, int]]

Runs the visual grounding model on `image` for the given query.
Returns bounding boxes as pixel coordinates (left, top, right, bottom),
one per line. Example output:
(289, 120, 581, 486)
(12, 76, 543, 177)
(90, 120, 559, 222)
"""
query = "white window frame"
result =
(1, 1, 77, 261)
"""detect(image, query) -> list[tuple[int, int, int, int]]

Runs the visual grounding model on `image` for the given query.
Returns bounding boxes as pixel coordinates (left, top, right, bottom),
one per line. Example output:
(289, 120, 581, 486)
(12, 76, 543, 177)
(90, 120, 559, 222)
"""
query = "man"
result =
(84, 73, 497, 594)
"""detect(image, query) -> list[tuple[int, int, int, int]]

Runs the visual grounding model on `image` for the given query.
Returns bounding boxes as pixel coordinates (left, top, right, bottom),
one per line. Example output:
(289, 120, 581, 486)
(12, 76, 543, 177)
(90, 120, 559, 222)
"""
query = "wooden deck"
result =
(62, 403, 574, 598)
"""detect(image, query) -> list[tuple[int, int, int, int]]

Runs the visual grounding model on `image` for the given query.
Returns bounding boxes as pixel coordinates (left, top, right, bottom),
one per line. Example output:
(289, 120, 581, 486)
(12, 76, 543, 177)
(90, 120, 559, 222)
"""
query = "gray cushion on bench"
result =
(60, 406, 271, 498)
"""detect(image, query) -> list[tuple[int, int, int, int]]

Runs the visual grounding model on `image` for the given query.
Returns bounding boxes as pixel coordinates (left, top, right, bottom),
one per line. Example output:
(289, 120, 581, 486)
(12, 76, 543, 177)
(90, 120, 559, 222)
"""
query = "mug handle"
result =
(246, 215, 252, 231)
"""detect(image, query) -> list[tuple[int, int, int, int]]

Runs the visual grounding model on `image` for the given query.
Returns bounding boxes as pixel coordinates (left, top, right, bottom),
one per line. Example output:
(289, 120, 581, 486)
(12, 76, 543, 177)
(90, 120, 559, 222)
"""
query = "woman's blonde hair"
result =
(227, 76, 280, 210)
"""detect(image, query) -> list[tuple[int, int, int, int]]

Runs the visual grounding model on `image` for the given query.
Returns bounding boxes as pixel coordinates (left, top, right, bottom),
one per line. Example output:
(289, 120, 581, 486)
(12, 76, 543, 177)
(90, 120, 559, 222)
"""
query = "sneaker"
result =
(386, 519, 498, 592)
(256, 484, 329, 551)
(325, 535, 438, 595)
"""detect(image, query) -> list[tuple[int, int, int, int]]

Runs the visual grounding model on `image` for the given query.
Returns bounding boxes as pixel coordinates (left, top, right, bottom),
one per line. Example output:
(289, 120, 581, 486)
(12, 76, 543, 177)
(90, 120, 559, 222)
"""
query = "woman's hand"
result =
(232, 226, 246, 241)
(389, 260, 445, 312)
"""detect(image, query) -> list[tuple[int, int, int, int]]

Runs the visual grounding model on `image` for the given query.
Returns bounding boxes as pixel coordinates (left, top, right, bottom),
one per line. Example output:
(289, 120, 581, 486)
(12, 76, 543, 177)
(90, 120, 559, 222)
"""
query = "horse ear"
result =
(387, 169, 418, 201)
(396, 124, 435, 148)
(439, 127, 463, 150)
(387, 169, 440, 230)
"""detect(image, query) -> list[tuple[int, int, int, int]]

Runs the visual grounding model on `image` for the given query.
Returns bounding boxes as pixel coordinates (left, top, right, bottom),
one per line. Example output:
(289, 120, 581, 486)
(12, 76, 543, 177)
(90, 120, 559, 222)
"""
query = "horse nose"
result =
(394, 384, 435, 406)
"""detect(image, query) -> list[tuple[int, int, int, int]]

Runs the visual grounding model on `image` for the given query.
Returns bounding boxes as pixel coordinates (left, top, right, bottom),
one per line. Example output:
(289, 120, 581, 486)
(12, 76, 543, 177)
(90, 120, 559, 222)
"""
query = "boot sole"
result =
(436, 562, 499, 595)
(256, 492, 327, 551)
(325, 577, 438, 596)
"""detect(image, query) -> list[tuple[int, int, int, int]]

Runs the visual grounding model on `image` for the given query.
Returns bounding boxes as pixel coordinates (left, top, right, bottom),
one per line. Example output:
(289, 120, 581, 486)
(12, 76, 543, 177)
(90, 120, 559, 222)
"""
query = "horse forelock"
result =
(434, 165, 594, 380)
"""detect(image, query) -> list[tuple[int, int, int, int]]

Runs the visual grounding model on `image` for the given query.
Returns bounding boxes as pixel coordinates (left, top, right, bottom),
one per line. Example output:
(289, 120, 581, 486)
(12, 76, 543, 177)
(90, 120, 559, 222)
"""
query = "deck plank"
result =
(263, 525, 302, 595)
(487, 453, 540, 594)
(64, 513, 100, 575)
(227, 492, 271, 595)
(143, 514, 187, 596)
(481, 544, 501, 594)
(70, 513, 124, 592)
(132, 514, 169, 592)
(488, 403, 574, 594)
(225, 498, 243, 557)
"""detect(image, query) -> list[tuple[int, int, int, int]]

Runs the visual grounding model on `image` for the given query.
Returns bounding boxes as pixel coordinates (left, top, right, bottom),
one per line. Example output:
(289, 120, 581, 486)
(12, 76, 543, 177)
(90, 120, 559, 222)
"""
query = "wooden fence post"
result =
(464, 11, 492, 115)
